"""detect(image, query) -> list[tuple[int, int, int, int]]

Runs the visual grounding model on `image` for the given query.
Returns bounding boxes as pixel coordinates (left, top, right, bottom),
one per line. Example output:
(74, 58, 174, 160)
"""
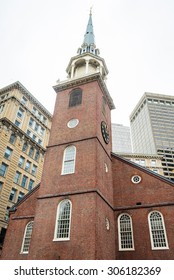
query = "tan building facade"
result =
(0, 81, 52, 247)
(117, 153, 164, 176)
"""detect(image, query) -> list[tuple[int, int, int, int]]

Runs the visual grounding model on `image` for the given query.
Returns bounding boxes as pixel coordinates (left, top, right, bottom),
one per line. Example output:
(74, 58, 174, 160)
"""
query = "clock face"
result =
(101, 121, 109, 144)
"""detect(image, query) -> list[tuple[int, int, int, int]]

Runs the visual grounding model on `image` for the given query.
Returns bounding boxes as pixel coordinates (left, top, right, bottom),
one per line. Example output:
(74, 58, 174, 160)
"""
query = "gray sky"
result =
(1, 0, 174, 125)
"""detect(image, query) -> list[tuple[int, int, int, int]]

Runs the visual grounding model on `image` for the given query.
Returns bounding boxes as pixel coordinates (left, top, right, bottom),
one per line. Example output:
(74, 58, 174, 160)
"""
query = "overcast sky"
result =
(1, 0, 174, 125)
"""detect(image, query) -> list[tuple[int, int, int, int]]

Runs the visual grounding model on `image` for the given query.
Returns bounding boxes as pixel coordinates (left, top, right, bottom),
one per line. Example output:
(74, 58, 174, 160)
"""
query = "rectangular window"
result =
(22, 142, 28, 153)
(31, 164, 37, 176)
(151, 160, 156, 167)
(140, 159, 145, 166)
(32, 106, 37, 114)
(15, 120, 21, 127)
(9, 188, 17, 202)
(9, 133, 16, 144)
(0, 163, 8, 177)
(21, 96, 27, 105)
(26, 129, 31, 136)
(28, 179, 34, 191)
(34, 123, 39, 132)
(34, 150, 40, 161)
(17, 107, 24, 118)
(39, 127, 45, 137)
(29, 117, 34, 127)
(29, 146, 34, 157)
(14, 171, 21, 184)
(37, 112, 42, 120)
(17, 192, 24, 203)
(25, 160, 31, 172)
(38, 139, 42, 145)
(152, 169, 158, 173)
(43, 117, 47, 124)
(4, 207, 10, 221)
(4, 147, 13, 160)
(21, 175, 28, 188)
(18, 156, 25, 168)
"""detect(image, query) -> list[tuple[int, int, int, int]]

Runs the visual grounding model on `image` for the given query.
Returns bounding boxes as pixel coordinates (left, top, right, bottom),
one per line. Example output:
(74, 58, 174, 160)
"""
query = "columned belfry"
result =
(66, 11, 108, 80)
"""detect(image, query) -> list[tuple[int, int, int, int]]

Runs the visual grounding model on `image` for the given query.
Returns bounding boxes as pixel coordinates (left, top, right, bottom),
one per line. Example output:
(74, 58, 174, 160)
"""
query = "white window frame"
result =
(148, 211, 169, 250)
(118, 213, 135, 251)
(53, 200, 72, 241)
(61, 146, 76, 175)
(21, 221, 33, 254)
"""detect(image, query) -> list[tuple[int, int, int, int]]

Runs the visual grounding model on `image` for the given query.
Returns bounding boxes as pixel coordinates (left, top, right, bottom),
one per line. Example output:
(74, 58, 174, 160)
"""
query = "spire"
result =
(83, 8, 95, 46)
(78, 9, 100, 56)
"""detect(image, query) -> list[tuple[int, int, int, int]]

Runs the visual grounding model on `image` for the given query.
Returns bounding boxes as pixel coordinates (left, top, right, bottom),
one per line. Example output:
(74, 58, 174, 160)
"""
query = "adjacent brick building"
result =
(1, 12, 174, 260)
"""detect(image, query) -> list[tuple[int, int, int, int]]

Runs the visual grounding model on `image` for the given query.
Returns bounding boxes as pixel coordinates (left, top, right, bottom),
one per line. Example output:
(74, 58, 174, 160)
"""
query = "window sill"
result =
(119, 248, 135, 251)
(53, 238, 70, 242)
(151, 247, 169, 250)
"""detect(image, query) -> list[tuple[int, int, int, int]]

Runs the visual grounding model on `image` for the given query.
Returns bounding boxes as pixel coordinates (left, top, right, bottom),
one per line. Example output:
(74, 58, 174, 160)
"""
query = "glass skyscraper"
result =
(112, 123, 132, 153)
(130, 92, 174, 181)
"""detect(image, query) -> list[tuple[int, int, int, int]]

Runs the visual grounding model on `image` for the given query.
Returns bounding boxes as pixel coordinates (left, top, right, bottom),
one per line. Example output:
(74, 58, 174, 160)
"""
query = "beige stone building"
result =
(117, 153, 164, 176)
(0, 81, 52, 247)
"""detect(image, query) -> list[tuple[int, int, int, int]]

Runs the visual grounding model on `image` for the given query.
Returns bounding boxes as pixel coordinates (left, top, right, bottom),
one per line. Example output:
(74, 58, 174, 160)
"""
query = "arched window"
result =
(54, 200, 72, 241)
(148, 211, 168, 249)
(69, 88, 82, 107)
(118, 213, 134, 251)
(21, 221, 33, 254)
(61, 146, 76, 175)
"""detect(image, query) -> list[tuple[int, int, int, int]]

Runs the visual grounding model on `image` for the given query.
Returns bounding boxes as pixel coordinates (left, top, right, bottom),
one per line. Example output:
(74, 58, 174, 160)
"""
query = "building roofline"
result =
(0, 81, 52, 118)
(111, 152, 174, 186)
(130, 92, 174, 120)
(0, 117, 46, 152)
(116, 152, 163, 159)
(9, 184, 40, 213)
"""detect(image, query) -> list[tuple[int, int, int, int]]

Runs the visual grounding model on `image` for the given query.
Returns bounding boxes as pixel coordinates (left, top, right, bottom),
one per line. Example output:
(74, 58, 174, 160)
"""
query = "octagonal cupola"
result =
(66, 10, 108, 81)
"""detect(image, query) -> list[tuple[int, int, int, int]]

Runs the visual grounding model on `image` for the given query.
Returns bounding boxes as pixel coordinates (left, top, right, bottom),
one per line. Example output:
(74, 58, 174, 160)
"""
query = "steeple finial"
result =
(77, 10, 100, 56)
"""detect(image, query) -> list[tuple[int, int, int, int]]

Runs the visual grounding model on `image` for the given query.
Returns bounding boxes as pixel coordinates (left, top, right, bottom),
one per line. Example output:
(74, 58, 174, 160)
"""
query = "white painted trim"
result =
(53, 199, 72, 241)
(61, 145, 76, 175)
(148, 211, 169, 250)
(118, 213, 135, 251)
(20, 221, 33, 254)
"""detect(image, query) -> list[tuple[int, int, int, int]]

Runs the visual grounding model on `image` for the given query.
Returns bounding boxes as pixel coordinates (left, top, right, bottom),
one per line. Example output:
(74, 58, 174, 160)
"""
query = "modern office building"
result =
(111, 123, 132, 153)
(0, 81, 52, 248)
(2, 12, 174, 260)
(130, 92, 174, 181)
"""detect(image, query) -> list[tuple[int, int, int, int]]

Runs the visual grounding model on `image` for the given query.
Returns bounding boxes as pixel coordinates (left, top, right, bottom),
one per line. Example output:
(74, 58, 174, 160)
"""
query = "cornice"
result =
(10, 96, 51, 130)
(0, 117, 46, 152)
(0, 81, 52, 119)
(53, 73, 115, 110)
(117, 152, 163, 159)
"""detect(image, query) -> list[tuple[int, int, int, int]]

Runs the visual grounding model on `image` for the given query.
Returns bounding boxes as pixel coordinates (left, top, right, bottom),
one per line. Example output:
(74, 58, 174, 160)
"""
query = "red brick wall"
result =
(1, 187, 39, 260)
(28, 193, 97, 260)
(115, 206, 174, 260)
(112, 156, 174, 207)
(112, 155, 174, 260)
